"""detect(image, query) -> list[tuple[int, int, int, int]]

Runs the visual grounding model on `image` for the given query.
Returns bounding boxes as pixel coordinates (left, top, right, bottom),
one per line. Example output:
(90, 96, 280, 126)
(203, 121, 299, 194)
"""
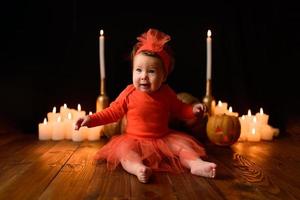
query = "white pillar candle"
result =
(226, 106, 239, 117)
(99, 29, 105, 80)
(214, 100, 228, 115)
(247, 128, 260, 142)
(52, 116, 65, 140)
(238, 115, 247, 141)
(86, 111, 101, 141)
(247, 117, 261, 142)
(72, 127, 88, 142)
(47, 106, 60, 122)
(64, 112, 75, 140)
(260, 124, 274, 140)
(87, 126, 102, 141)
(255, 107, 269, 125)
(72, 104, 86, 121)
(206, 30, 212, 81)
(38, 118, 52, 140)
(210, 100, 216, 115)
(60, 103, 70, 121)
(244, 109, 253, 137)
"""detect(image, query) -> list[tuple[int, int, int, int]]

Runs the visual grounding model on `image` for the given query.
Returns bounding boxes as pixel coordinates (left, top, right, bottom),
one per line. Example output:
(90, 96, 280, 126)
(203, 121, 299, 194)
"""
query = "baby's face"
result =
(132, 53, 166, 93)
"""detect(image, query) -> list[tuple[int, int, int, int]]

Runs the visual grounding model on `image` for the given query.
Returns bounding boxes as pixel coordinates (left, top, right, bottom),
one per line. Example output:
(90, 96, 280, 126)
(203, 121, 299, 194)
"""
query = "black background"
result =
(1, 0, 299, 133)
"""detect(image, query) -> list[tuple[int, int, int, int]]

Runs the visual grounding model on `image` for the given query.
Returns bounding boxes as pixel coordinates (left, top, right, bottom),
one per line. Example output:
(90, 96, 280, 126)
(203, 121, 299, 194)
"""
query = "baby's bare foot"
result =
(190, 160, 217, 178)
(136, 166, 152, 183)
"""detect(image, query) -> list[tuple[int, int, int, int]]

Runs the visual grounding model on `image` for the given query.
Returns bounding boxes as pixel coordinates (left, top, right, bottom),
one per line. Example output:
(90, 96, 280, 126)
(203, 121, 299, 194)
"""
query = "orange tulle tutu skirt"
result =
(94, 131, 206, 173)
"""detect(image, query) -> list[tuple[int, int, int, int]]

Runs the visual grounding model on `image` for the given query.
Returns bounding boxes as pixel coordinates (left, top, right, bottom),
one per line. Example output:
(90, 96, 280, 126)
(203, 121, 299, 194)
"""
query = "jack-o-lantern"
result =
(206, 114, 241, 146)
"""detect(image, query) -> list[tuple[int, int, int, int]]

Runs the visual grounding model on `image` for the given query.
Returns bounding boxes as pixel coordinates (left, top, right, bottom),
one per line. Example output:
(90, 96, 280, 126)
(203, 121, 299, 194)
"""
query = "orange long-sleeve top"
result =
(89, 84, 195, 138)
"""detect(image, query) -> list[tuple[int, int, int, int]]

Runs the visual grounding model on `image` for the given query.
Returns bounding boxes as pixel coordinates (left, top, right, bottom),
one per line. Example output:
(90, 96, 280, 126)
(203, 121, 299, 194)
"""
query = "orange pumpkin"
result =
(206, 114, 241, 146)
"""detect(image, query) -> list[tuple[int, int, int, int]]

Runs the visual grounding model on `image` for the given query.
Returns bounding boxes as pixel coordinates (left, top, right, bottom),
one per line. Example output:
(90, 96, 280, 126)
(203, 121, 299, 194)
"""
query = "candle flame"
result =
(43, 118, 47, 124)
(64, 103, 67, 109)
(89, 111, 93, 115)
(218, 100, 222, 107)
(260, 107, 264, 115)
(247, 109, 251, 116)
(77, 104, 81, 111)
(229, 106, 233, 112)
(100, 29, 104, 36)
(207, 30, 211, 37)
(52, 106, 56, 113)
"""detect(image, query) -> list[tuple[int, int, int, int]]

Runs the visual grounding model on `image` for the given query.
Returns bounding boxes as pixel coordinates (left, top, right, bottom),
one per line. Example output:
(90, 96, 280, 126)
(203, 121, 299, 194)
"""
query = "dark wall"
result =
(1, 1, 299, 133)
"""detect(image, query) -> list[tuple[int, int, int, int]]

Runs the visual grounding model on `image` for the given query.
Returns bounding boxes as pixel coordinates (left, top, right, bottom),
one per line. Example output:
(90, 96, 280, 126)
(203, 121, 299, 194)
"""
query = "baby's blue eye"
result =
(136, 68, 142, 72)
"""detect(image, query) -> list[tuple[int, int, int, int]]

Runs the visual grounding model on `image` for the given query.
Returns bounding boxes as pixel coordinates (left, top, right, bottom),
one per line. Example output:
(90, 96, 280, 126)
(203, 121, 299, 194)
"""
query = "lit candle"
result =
(99, 29, 105, 80)
(71, 104, 86, 121)
(247, 128, 260, 142)
(64, 112, 74, 140)
(87, 112, 101, 141)
(38, 118, 52, 140)
(47, 106, 60, 122)
(255, 108, 269, 125)
(238, 115, 247, 141)
(247, 117, 261, 142)
(52, 116, 65, 140)
(214, 100, 228, 115)
(206, 30, 212, 81)
(60, 103, 70, 121)
(211, 100, 216, 115)
(260, 124, 274, 140)
(226, 106, 239, 117)
(72, 127, 88, 142)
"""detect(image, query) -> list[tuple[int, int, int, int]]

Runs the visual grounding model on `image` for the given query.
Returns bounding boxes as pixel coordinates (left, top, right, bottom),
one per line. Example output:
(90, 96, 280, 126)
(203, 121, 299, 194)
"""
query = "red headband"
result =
(135, 28, 172, 75)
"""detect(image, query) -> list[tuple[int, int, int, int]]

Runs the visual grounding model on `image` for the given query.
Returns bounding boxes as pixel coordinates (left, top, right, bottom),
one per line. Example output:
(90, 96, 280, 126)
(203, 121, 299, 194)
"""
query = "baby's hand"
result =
(75, 116, 91, 130)
(193, 103, 208, 117)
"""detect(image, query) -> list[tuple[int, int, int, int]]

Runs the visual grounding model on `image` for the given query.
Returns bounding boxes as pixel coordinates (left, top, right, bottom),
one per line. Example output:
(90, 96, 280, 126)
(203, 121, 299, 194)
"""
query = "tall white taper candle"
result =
(99, 29, 105, 80)
(206, 30, 212, 80)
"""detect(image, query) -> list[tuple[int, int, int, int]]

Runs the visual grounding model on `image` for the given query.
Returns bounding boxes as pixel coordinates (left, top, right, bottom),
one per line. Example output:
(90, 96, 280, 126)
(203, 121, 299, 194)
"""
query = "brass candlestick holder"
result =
(96, 78, 109, 112)
(202, 79, 214, 116)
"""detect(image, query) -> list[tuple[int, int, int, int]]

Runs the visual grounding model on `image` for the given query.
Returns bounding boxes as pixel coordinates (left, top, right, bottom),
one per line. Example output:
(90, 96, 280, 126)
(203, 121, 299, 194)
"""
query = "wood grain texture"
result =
(0, 131, 299, 200)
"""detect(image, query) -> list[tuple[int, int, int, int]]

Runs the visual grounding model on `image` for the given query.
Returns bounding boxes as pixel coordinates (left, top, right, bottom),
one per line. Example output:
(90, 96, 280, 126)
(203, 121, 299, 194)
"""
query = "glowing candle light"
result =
(99, 29, 105, 80)
(226, 106, 239, 117)
(244, 109, 254, 140)
(255, 107, 269, 125)
(72, 126, 88, 142)
(52, 116, 64, 140)
(60, 103, 70, 120)
(260, 124, 274, 141)
(214, 100, 228, 115)
(87, 111, 101, 141)
(38, 118, 52, 140)
(72, 104, 86, 121)
(247, 128, 260, 142)
(64, 112, 74, 140)
(238, 115, 247, 141)
(47, 106, 60, 122)
(206, 30, 212, 81)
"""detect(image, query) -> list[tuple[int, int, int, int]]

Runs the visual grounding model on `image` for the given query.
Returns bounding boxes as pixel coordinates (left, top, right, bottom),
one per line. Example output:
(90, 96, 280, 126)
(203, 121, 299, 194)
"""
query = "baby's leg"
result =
(120, 151, 152, 183)
(169, 142, 217, 178)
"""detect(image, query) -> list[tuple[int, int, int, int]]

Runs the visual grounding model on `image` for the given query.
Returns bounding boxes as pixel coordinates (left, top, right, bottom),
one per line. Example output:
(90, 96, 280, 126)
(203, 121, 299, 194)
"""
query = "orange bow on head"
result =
(135, 28, 172, 75)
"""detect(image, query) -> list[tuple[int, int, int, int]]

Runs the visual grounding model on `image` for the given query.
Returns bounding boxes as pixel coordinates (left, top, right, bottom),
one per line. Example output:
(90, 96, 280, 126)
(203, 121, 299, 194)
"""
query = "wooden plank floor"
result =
(0, 122, 300, 200)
